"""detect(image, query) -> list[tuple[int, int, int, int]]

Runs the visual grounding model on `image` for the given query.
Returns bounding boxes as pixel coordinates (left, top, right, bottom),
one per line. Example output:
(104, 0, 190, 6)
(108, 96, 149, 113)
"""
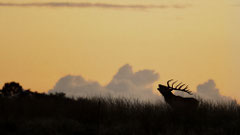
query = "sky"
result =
(0, 0, 239, 101)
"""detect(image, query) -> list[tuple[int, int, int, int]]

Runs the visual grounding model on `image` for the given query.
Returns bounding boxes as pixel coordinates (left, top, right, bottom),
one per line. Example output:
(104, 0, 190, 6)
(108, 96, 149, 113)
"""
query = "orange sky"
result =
(0, 0, 239, 100)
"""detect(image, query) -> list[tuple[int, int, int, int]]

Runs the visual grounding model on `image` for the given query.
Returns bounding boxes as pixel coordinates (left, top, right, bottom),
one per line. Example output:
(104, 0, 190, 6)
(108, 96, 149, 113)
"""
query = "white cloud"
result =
(196, 79, 233, 102)
(174, 79, 234, 103)
(49, 65, 234, 103)
(49, 64, 160, 101)
(106, 64, 159, 100)
(48, 75, 105, 97)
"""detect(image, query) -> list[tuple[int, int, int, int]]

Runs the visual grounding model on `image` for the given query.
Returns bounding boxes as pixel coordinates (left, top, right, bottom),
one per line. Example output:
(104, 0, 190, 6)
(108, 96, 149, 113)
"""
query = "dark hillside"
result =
(0, 82, 239, 135)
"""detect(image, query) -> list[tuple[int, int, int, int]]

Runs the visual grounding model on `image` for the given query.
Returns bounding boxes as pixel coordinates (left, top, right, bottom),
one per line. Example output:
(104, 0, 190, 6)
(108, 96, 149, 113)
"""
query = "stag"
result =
(157, 79, 199, 110)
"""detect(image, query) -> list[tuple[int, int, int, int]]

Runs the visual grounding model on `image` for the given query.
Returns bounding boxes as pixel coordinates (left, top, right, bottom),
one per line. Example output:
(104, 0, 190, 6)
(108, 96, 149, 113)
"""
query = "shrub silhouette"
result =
(0, 82, 24, 97)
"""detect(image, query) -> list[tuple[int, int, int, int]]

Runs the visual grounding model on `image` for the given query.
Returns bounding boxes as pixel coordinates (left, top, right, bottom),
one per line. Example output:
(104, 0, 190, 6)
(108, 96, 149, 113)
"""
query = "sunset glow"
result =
(0, 0, 239, 100)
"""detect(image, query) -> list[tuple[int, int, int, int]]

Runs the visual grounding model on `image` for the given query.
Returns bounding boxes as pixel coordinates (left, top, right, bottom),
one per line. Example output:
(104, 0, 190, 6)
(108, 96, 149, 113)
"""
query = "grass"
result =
(0, 93, 239, 135)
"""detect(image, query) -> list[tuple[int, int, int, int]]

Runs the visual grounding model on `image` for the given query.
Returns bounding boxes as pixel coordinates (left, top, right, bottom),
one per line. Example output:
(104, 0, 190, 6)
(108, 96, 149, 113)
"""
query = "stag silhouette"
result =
(158, 79, 199, 110)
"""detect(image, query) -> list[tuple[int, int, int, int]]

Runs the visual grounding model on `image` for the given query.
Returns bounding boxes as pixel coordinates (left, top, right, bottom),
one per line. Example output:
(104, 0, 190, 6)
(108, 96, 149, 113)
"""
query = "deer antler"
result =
(167, 79, 177, 90)
(167, 79, 193, 95)
(167, 79, 173, 88)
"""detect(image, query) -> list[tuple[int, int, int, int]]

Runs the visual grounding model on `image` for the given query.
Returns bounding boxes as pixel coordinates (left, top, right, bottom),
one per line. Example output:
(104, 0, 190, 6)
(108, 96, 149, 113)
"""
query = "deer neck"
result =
(162, 92, 176, 102)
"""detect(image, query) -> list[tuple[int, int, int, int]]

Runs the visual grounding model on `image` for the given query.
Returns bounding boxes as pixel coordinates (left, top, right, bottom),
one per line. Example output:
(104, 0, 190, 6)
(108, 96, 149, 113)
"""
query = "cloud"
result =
(174, 79, 234, 103)
(49, 65, 234, 103)
(0, 2, 190, 10)
(106, 64, 159, 100)
(196, 79, 233, 102)
(49, 75, 105, 97)
(49, 64, 160, 101)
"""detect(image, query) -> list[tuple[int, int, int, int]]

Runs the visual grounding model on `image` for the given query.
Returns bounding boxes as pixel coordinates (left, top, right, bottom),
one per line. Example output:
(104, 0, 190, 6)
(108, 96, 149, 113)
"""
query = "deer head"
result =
(158, 79, 193, 95)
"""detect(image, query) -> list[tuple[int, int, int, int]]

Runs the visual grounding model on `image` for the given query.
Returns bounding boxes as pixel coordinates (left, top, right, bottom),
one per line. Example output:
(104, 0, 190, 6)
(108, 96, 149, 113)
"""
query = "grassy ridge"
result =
(0, 93, 239, 135)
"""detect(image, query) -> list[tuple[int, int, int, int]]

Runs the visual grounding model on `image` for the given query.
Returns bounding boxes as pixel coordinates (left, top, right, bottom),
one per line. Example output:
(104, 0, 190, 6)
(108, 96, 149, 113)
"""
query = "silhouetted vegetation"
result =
(0, 82, 239, 135)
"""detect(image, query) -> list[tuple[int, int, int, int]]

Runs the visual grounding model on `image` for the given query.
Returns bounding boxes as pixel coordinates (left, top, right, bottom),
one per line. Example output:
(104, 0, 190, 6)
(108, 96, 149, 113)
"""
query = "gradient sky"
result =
(0, 0, 239, 100)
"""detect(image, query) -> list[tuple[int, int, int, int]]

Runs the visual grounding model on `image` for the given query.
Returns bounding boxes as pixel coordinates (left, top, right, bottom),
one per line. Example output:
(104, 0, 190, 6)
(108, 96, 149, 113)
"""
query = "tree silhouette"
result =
(1, 82, 24, 97)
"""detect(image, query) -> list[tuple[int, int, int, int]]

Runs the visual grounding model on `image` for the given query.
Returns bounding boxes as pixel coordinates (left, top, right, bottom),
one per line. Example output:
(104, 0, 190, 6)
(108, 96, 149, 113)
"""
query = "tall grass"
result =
(0, 93, 239, 135)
